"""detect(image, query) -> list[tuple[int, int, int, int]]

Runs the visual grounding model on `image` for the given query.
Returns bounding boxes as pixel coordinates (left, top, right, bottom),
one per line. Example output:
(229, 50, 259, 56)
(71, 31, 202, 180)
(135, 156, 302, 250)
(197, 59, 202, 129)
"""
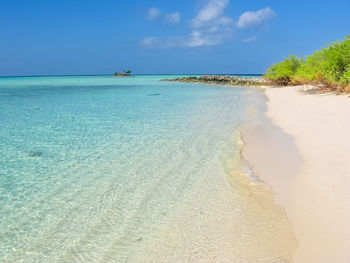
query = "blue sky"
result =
(0, 0, 349, 76)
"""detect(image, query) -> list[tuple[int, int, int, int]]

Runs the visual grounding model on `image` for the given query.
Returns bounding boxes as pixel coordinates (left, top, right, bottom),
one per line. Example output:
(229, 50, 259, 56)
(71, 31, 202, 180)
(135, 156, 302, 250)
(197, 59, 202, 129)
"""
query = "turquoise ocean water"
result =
(0, 75, 295, 262)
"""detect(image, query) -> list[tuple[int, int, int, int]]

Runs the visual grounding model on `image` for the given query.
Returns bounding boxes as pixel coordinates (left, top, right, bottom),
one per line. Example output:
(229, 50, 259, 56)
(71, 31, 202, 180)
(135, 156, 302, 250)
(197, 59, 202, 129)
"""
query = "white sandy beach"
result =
(244, 85, 350, 263)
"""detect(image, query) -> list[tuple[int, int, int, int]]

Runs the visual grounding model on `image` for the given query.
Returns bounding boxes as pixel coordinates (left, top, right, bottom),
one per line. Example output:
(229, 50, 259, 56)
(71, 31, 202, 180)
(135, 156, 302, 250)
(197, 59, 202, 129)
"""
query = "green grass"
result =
(265, 35, 350, 92)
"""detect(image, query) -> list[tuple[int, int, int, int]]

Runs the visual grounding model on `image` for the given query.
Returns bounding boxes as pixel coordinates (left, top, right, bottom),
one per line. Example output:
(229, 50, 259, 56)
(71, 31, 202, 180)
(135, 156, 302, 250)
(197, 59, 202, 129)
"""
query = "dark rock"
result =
(161, 75, 270, 86)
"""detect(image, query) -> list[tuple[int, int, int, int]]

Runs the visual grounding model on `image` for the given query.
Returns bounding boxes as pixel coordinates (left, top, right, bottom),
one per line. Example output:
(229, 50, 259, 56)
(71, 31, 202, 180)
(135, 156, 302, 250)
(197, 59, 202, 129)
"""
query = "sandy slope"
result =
(244, 85, 350, 263)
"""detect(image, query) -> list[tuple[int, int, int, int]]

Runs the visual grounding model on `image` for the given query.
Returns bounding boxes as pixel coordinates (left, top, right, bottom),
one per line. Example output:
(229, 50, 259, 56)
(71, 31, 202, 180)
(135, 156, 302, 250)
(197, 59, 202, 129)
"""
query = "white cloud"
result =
(140, 36, 183, 49)
(236, 7, 276, 30)
(147, 7, 162, 20)
(164, 12, 181, 24)
(184, 0, 233, 47)
(186, 31, 205, 47)
(142, 0, 234, 48)
(140, 28, 230, 49)
(216, 16, 234, 26)
(140, 37, 160, 48)
(191, 0, 230, 28)
(140, 36, 186, 49)
(243, 36, 258, 43)
(186, 30, 223, 47)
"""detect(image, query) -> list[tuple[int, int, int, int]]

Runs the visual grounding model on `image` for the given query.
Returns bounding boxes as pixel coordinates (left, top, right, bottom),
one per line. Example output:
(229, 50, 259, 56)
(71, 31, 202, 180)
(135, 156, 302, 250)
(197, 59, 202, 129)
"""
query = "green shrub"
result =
(340, 67, 350, 84)
(265, 55, 303, 85)
(266, 34, 350, 92)
(321, 36, 350, 83)
(295, 51, 325, 82)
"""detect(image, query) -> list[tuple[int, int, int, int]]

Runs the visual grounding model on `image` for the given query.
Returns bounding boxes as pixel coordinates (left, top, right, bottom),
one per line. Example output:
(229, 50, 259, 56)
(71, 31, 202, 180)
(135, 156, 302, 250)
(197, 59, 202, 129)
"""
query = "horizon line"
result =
(0, 73, 263, 78)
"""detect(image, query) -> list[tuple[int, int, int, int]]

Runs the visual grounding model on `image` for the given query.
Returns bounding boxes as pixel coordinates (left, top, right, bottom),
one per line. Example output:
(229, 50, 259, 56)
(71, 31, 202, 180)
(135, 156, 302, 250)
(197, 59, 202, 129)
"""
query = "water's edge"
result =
(240, 87, 303, 262)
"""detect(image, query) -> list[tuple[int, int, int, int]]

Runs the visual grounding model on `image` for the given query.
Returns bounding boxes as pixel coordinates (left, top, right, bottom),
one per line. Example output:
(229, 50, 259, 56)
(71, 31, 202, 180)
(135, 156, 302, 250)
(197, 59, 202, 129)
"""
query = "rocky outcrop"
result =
(161, 75, 269, 86)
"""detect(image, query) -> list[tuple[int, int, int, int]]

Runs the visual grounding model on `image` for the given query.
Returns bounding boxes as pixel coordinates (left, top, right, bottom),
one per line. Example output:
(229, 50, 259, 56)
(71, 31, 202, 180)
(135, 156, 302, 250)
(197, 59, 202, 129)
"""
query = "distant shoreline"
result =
(113, 74, 134, 77)
(161, 75, 269, 86)
(0, 73, 264, 78)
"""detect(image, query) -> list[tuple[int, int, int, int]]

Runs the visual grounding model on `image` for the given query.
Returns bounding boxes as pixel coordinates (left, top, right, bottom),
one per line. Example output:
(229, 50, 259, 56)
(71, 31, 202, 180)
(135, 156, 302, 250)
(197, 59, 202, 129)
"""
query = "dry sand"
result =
(243, 85, 350, 263)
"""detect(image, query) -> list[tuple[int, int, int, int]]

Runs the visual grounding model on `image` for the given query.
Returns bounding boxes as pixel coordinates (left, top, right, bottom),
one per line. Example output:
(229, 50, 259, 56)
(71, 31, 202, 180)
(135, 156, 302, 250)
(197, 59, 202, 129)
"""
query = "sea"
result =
(0, 75, 296, 262)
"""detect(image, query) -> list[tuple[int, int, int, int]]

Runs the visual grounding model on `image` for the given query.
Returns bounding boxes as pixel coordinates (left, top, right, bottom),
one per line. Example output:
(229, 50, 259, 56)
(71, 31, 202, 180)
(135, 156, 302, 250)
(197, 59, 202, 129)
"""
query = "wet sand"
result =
(243, 85, 350, 263)
(135, 130, 297, 262)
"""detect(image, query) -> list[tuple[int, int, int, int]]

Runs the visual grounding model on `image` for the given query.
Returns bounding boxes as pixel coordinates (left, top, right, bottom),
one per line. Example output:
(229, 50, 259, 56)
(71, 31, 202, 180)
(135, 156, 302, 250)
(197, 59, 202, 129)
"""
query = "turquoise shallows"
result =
(0, 75, 253, 261)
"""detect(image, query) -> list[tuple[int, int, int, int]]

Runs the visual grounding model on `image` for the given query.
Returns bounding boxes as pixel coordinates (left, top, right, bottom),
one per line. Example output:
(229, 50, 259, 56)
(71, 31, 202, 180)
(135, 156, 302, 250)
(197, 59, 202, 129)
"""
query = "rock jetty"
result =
(161, 75, 269, 86)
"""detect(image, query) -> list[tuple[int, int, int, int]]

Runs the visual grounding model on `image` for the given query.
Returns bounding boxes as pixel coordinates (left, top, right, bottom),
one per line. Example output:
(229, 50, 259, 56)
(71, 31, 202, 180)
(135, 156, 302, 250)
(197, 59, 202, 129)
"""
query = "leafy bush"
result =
(341, 67, 350, 84)
(295, 51, 325, 82)
(266, 35, 350, 92)
(321, 36, 350, 84)
(265, 55, 303, 85)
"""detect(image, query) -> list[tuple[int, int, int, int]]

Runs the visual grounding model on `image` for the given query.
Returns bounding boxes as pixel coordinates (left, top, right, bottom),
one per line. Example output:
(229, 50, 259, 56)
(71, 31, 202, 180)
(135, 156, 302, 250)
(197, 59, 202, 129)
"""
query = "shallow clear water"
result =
(0, 75, 295, 262)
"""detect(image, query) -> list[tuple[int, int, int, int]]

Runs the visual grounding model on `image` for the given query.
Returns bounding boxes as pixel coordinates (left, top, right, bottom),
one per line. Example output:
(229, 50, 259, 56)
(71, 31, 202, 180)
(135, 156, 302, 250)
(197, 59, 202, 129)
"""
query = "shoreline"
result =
(243, 85, 350, 262)
(132, 88, 298, 262)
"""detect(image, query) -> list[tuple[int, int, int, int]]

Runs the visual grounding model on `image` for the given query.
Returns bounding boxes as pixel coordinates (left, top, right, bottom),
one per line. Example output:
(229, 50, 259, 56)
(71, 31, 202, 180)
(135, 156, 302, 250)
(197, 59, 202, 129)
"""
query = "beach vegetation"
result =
(124, 70, 132, 74)
(265, 55, 303, 85)
(114, 70, 132, 77)
(265, 35, 350, 92)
